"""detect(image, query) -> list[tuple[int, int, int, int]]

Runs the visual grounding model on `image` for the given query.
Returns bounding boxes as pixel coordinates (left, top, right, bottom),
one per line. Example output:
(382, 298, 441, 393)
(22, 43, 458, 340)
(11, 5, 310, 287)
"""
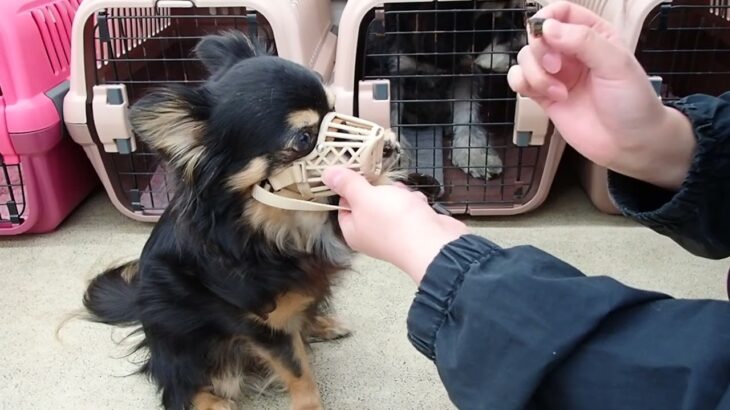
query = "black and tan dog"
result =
(82, 31, 401, 410)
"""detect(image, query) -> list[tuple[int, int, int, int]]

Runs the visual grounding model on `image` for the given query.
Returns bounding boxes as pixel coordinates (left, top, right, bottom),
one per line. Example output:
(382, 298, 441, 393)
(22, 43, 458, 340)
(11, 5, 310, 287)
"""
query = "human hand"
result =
(322, 167, 468, 284)
(508, 1, 696, 190)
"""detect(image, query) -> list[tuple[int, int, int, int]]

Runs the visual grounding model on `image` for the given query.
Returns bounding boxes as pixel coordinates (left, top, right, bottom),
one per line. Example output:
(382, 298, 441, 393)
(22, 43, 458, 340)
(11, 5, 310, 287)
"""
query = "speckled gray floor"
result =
(1, 171, 728, 410)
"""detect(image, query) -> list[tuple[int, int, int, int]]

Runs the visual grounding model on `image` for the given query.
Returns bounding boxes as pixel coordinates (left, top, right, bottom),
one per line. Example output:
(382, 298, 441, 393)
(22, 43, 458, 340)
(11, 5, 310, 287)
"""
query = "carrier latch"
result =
(513, 94, 549, 146)
(358, 79, 392, 128)
(92, 84, 137, 153)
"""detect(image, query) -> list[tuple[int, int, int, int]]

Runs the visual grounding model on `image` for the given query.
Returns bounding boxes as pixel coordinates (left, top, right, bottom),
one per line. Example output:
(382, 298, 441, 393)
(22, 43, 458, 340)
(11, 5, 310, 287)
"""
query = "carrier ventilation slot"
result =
(30, 0, 79, 74)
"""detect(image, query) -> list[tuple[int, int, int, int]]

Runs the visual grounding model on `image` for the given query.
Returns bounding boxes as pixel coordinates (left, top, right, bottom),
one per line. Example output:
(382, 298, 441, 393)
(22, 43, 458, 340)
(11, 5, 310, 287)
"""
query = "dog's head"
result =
(129, 31, 339, 195)
(128, 31, 400, 255)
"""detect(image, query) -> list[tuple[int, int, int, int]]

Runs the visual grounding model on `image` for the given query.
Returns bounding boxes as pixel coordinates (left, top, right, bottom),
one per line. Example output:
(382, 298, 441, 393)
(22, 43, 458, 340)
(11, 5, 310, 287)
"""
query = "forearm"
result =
(407, 235, 730, 409)
(609, 92, 730, 259)
(619, 105, 696, 191)
(391, 216, 467, 284)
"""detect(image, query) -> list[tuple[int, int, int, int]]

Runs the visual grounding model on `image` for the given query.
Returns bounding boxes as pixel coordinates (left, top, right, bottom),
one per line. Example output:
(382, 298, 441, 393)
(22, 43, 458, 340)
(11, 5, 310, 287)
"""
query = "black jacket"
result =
(407, 93, 730, 410)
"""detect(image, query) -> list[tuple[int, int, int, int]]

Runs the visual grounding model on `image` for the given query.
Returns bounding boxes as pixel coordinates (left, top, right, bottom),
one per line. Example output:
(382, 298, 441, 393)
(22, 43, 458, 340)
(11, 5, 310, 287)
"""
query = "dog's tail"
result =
(82, 260, 140, 326)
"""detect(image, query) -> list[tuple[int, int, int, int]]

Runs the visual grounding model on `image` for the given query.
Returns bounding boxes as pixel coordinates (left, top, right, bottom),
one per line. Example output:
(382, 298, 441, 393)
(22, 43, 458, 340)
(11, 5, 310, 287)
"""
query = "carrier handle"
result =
(154, 0, 194, 8)
(92, 84, 137, 154)
(358, 79, 392, 128)
(513, 94, 549, 147)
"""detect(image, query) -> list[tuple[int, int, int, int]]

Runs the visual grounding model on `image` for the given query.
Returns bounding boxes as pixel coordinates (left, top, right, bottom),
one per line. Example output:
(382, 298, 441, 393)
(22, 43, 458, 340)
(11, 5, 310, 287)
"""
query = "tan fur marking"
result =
(244, 199, 330, 253)
(226, 157, 269, 192)
(130, 93, 206, 181)
(211, 375, 242, 400)
(287, 109, 320, 130)
(120, 260, 139, 284)
(252, 333, 322, 410)
(192, 391, 234, 410)
(262, 292, 315, 332)
(304, 314, 352, 342)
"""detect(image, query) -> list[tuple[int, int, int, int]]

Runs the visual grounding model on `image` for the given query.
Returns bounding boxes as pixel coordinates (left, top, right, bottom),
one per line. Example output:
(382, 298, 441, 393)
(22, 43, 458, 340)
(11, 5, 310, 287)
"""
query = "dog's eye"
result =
(294, 131, 314, 153)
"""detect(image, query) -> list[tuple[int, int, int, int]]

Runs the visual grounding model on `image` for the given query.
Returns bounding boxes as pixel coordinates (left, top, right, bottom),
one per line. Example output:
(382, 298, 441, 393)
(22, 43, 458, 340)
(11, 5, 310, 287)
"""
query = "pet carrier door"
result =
(576, 0, 730, 214)
(333, 0, 572, 216)
(64, 0, 337, 222)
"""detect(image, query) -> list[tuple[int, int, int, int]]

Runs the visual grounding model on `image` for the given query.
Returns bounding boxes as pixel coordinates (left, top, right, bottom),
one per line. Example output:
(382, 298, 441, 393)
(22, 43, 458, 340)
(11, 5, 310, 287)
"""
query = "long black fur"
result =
(83, 261, 139, 326)
(82, 31, 399, 410)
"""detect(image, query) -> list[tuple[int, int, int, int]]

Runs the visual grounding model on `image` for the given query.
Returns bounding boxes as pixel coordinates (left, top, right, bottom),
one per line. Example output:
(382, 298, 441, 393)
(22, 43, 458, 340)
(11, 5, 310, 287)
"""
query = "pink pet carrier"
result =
(64, 0, 337, 222)
(0, 0, 98, 235)
(575, 0, 730, 214)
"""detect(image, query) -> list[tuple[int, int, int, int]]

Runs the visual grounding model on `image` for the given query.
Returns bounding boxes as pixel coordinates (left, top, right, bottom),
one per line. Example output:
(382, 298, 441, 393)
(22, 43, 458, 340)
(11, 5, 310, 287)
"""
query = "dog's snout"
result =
(383, 139, 401, 159)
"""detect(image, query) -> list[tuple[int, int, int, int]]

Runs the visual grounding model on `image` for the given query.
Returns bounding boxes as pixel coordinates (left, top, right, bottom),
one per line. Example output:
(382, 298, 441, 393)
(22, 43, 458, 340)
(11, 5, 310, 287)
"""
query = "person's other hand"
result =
(322, 167, 468, 284)
(508, 1, 696, 190)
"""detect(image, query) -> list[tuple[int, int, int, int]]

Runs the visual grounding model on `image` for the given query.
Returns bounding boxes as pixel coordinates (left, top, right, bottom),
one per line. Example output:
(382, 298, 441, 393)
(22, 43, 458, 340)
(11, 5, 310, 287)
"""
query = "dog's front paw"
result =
(292, 403, 323, 410)
(304, 315, 352, 343)
(451, 126, 503, 179)
(475, 41, 514, 73)
(404, 173, 443, 202)
(193, 392, 235, 410)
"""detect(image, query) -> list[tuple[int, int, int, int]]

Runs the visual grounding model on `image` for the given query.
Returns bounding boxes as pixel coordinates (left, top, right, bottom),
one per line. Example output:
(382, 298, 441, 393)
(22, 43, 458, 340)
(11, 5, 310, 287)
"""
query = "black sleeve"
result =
(407, 235, 730, 410)
(608, 92, 730, 259)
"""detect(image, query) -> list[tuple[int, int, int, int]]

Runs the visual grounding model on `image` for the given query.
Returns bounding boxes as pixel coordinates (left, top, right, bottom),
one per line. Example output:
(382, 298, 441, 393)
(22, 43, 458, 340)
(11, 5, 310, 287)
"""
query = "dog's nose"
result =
(383, 141, 400, 158)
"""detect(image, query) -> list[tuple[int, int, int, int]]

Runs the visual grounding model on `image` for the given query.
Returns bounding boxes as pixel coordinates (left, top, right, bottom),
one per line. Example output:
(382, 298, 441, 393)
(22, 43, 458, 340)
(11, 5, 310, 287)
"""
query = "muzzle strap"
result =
(252, 112, 385, 212)
(252, 183, 349, 212)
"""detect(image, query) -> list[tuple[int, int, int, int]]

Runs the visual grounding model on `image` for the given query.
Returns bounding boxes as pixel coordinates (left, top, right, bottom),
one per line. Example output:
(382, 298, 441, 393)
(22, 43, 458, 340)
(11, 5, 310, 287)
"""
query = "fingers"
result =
(507, 65, 534, 95)
(515, 47, 568, 101)
(507, 65, 557, 108)
(539, 19, 630, 80)
(413, 190, 428, 203)
(336, 197, 357, 247)
(322, 166, 372, 205)
(533, 1, 612, 30)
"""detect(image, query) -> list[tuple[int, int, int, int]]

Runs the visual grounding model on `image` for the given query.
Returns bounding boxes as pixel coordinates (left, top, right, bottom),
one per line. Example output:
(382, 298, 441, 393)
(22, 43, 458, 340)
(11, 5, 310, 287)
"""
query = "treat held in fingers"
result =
(528, 17, 546, 37)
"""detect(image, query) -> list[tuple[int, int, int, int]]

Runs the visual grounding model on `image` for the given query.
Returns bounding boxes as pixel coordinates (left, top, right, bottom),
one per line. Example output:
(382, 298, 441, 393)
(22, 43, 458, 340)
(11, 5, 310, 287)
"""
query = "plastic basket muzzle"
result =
(252, 112, 386, 211)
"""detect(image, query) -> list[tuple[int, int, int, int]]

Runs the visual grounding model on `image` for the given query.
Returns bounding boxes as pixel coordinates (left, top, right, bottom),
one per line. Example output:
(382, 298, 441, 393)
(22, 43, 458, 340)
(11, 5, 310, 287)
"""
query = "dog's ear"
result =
(193, 31, 266, 76)
(128, 84, 211, 182)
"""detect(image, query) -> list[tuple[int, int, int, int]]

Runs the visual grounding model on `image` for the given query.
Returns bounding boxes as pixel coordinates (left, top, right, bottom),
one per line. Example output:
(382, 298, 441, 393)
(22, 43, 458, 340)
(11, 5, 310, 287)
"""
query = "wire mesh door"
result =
(87, 6, 275, 215)
(636, 0, 730, 103)
(358, 0, 552, 212)
(0, 160, 25, 227)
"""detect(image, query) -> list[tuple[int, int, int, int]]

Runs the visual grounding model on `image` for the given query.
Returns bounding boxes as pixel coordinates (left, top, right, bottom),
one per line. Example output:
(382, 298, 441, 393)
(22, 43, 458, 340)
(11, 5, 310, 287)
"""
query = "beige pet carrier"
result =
(576, 0, 730, 214)
(330, 0, 610, 216)
(63, 0, 337, 221)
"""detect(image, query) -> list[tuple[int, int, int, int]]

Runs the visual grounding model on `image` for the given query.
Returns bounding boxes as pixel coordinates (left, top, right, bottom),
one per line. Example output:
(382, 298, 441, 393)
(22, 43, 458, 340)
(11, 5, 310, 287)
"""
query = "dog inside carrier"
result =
(354, 0, 558, 213)
(82, 6, 275, 215)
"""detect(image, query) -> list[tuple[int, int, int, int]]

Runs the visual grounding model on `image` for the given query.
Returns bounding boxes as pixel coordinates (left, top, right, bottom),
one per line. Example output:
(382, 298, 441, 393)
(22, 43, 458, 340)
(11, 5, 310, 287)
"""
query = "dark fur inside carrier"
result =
(83, 7, 274, 215)
(637, 0, 730, 103)
(356, 0, 556, 213)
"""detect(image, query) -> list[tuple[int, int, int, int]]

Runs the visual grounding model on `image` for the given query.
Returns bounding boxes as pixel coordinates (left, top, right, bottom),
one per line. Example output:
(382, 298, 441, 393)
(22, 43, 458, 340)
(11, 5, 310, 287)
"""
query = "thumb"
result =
(322, 166, 372, 205)
(541, 19, 630, 81)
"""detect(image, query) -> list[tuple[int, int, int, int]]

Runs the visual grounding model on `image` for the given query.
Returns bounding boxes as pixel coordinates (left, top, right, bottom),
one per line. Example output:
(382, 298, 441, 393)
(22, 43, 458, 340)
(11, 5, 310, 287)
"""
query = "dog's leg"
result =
(475, 37, 514, 73)
(304, 314, 352, 343)
(192, 391, 235, 410)
(450, 76, 503, 179)
(253, 332, 322, 410)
